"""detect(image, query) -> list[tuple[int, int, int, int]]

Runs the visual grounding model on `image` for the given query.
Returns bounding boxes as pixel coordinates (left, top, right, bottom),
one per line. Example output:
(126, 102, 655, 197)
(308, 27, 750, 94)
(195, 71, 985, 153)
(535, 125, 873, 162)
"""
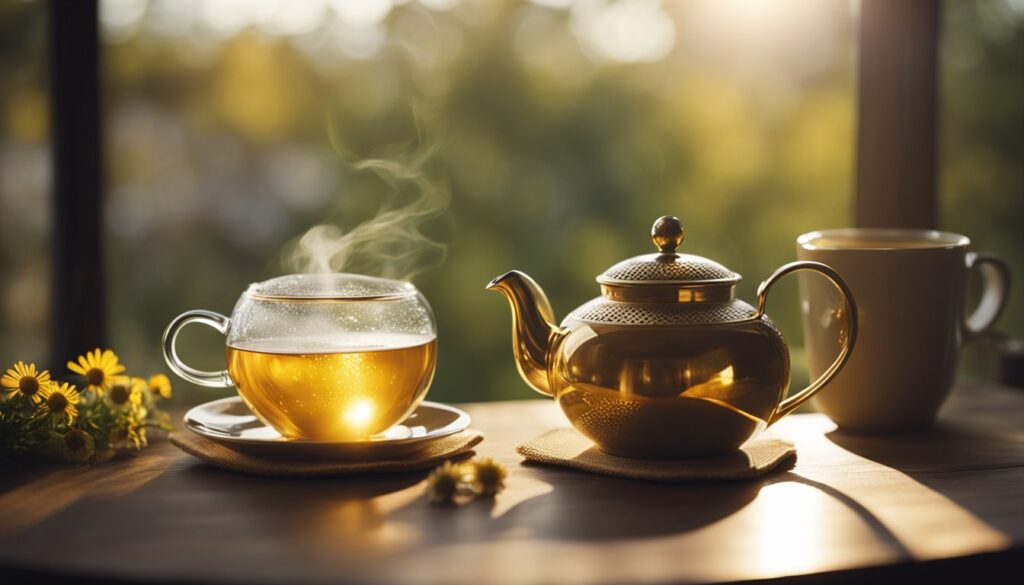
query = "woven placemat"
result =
(171, 430, 484, 477)
(516, 428, 796, 482)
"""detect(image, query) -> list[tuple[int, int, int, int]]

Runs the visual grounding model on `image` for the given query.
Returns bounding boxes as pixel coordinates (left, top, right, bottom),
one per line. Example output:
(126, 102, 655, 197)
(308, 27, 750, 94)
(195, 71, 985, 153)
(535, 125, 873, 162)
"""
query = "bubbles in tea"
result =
(226, 333, 436, 441)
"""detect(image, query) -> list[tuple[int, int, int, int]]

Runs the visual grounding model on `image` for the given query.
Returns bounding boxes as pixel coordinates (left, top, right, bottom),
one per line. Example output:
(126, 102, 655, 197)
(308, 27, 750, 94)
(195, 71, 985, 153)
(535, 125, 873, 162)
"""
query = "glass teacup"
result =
(162, 274, 437, 441)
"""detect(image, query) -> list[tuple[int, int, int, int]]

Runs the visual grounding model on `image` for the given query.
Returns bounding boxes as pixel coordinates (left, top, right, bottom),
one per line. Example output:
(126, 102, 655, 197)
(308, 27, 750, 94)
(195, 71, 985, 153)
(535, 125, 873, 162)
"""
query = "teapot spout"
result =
(486, 270, 560, 397)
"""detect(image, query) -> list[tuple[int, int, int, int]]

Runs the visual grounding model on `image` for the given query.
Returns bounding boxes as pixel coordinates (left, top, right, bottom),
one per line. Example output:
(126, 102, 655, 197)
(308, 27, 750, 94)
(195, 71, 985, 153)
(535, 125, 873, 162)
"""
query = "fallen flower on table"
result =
(0, 349, 173, 465)
(426, 460, 466, 504)
(425, 457, 508, 505)
(468, 457, 508, 496)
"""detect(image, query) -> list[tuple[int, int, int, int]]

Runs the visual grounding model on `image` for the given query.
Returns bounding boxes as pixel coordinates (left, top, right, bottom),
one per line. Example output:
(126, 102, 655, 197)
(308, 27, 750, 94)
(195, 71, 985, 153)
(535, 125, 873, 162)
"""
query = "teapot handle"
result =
(753, 261, 858, 426)
(162, 310, 234, 388)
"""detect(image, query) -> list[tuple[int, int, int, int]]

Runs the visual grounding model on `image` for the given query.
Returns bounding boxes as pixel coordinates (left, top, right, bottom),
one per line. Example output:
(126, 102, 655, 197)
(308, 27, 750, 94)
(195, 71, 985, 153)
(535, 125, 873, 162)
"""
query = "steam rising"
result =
(287, 146, 449, 281)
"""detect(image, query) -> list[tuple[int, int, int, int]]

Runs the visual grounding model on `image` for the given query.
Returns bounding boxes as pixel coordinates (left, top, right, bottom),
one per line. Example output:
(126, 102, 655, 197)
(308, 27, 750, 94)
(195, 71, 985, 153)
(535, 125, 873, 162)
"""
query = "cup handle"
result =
(964, 253, 1010, 341)
(754, 261, 859, 426)
(162, 310, 233, 388)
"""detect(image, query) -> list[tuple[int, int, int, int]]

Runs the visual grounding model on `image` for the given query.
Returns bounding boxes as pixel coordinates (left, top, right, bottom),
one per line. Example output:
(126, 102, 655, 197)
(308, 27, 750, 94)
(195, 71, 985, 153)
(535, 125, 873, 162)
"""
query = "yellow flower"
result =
(131, 378, 150, 419)
(425, 461, 467, 504)
(68, 348, 125, 394)
(2, 361, 51, 402)
(112, 409, 148, 450)
(468, 457, 508, 496)
(39, 382, 81, 423)
(127, 423, 148, 449)
(62, 429, 95, 462)
(106, 377, 142, 408)
(147, 374, 172, 400)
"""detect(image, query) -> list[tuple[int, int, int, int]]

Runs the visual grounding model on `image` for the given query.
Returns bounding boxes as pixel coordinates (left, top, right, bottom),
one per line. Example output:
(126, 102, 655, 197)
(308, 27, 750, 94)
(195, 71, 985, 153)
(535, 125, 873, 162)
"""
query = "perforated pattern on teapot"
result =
(599, 253, 737, 284)
(567, 298, 755, 326)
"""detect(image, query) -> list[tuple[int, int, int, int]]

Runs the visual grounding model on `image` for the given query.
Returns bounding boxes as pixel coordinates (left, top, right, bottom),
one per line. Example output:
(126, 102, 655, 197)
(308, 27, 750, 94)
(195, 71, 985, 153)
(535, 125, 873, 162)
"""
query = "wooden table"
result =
(2, 380, 1023, 584)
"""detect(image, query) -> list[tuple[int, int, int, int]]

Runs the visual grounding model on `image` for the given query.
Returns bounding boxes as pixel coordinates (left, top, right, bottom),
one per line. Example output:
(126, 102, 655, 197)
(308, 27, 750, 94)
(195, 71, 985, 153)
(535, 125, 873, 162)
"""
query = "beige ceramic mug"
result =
(796, 228, 1010, 432)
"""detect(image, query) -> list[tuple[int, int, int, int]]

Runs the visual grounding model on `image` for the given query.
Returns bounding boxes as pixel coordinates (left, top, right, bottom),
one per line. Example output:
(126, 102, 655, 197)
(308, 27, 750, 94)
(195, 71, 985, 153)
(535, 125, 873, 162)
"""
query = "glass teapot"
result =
(487, 216, 858, 458)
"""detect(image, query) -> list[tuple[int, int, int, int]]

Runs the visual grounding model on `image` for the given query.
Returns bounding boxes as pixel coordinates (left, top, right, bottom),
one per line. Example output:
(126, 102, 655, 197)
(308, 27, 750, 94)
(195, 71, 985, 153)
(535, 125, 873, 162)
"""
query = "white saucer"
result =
(184, 397, 471, 460)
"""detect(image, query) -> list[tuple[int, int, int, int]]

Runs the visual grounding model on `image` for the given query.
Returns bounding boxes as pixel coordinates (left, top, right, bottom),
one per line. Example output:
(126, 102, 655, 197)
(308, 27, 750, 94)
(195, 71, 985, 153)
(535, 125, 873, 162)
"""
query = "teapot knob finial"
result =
(652, 216, 684, 253)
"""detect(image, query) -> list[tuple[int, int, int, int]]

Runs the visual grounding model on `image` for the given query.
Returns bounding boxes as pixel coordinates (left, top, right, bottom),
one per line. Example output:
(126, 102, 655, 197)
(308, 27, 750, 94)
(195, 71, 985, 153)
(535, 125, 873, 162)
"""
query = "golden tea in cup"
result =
(226, 334, 436, 441)
(163, 274, 438, 441)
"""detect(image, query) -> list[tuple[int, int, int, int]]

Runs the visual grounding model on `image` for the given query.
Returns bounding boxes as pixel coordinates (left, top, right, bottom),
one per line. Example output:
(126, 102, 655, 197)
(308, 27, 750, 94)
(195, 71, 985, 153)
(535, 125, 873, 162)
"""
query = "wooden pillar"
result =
(48, 0, 107, 365)
(855, 0, 940, 229)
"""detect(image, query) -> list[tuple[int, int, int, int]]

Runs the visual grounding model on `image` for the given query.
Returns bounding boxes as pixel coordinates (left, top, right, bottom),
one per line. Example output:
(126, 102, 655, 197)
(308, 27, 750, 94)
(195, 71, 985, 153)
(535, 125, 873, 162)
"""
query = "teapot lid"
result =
(248, 273, 416, 301)
(596, 216, 740, 303)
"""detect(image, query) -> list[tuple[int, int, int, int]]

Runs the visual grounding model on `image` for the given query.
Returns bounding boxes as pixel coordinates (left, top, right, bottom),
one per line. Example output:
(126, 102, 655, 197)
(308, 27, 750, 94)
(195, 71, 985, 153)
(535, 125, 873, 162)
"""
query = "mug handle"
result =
(162, 310, 233, 388)
(754, 261, 859, 426)
(964, 253, 1010, 341)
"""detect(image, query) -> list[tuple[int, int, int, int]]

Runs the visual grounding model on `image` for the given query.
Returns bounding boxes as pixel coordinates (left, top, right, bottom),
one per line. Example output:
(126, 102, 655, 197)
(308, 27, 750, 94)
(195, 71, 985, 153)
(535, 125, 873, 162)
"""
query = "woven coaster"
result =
(516, 428, 796, 482)
(171, 430, 484, 477)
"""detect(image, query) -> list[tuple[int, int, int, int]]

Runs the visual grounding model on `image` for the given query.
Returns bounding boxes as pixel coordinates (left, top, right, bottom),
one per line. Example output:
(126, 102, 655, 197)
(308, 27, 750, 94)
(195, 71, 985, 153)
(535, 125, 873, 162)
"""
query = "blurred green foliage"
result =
(0, 0, 1020, 407)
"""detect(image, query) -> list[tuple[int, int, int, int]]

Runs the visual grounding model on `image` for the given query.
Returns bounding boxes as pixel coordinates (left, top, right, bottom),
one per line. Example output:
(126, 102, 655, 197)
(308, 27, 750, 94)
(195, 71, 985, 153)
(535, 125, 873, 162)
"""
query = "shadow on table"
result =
(826, 420, 1024, 537)
(491, 469, 765, 540)
(767, 472, 914, 558)
(175, 463, 431, 547)
(175, 450, 764, 544)
(179, 460, 428, 497)
(444, 419, 1018, 552)
(404, 464, 766, 543)
(826, 420, 1024, 473)
(170, 418, 1023, 551)
(391, 465, 906, 548)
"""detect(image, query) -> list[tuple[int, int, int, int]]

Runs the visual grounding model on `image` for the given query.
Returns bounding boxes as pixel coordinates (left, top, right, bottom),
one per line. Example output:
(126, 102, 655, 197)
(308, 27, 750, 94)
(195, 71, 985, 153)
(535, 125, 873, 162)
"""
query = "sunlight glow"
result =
(751, 483, 827, 574)
(570, 0, 676, 64)
(418, 0, 462, 11)
(680, 0, 842, 75)
(100, 0, 147, 42)
(344, 400, 376, 429)
(102, 0, 397, 47)
(262, 0, 328, 36)
(101, 0, 147, 29)
(719, 365, 734, 385)
(331, 0, 394, 27)
(761, 415, 1012, 568)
